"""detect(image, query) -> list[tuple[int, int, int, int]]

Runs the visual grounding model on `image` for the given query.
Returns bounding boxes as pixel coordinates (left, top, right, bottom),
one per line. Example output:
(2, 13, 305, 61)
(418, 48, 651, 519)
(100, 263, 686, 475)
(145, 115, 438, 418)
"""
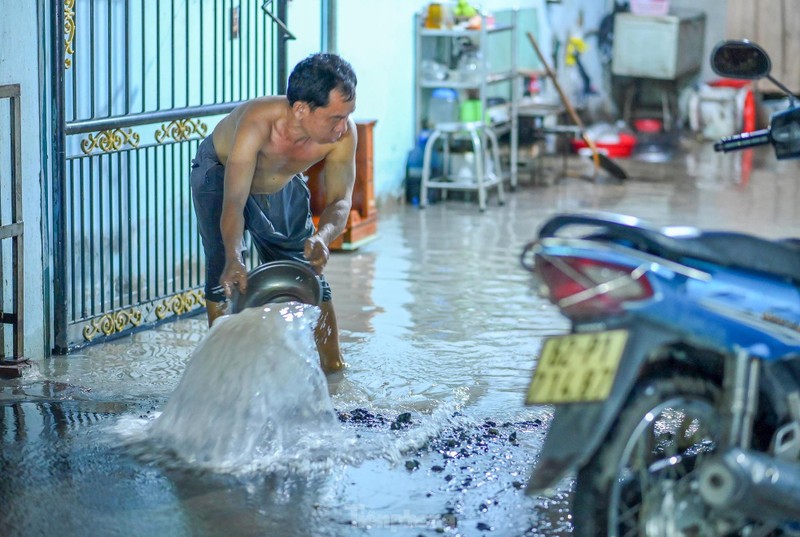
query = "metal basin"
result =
(229, 260, 322, 313)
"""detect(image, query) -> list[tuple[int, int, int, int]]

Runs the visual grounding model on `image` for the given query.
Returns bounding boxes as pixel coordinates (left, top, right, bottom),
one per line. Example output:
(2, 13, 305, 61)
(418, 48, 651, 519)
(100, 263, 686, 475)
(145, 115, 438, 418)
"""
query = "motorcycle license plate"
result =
(526, 330, 629, 404)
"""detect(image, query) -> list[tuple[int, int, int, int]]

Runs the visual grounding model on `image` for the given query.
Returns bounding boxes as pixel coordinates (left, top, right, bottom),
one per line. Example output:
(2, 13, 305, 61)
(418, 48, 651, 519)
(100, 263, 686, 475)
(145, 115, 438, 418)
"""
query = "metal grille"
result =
(50, 0, 290, 352)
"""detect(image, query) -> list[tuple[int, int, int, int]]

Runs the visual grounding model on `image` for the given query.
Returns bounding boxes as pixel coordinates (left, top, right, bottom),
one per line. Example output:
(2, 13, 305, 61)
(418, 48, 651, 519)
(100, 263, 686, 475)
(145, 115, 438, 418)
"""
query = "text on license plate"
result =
(525, 330, 629, 405)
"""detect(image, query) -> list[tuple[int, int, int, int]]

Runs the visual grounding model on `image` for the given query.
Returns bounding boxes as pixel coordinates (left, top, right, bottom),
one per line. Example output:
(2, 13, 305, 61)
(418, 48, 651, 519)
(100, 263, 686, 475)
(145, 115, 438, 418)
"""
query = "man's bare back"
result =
(211, 97, 339, 195)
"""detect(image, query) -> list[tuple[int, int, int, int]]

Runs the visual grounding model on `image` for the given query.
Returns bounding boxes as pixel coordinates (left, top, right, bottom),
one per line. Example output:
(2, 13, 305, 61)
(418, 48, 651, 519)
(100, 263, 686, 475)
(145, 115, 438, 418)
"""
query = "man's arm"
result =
(218, 115, 268, 296)
(305, 119, 357, 273)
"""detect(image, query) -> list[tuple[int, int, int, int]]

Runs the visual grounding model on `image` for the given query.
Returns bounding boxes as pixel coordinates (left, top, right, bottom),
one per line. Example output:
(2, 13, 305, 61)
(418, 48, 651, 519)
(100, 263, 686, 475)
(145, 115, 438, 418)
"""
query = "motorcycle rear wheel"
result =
(573, 374, 725, 537)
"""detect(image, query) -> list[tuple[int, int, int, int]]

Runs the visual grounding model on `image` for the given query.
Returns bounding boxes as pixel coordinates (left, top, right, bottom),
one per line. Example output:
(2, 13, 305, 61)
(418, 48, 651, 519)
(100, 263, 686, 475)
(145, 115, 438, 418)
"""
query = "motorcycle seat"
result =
(673, 231, 800, 284)
(590, 229, 800, 283)
(538, 212, 800, 284)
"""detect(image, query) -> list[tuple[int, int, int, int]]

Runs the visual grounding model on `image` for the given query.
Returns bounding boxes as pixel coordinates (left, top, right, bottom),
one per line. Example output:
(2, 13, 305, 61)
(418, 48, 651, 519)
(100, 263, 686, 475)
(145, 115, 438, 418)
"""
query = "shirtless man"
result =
(190, 53, 357, 373)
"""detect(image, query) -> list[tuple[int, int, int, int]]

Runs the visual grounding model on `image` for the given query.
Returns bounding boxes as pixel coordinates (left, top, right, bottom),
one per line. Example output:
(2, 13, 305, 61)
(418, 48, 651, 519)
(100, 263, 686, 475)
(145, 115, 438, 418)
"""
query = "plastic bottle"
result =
(457, 47, 482, 84)
(428, 88, 460, 126)
(425, 3, 443, 28)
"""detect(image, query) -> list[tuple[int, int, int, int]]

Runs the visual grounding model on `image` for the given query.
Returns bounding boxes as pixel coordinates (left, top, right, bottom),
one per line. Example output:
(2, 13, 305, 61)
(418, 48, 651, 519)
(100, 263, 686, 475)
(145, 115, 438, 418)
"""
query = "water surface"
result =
(4, 142, 800, 536)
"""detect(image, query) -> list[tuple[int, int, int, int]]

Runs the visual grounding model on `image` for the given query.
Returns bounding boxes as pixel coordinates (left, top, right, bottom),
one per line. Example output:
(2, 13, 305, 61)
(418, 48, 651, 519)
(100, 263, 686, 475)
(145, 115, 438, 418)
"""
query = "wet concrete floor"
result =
(2, 138, 800, 536)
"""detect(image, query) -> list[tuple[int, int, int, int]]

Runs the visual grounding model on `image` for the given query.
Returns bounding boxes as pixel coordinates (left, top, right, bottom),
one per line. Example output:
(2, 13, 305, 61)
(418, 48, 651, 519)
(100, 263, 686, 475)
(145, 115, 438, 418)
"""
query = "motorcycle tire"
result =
(572, 374, 723, 537)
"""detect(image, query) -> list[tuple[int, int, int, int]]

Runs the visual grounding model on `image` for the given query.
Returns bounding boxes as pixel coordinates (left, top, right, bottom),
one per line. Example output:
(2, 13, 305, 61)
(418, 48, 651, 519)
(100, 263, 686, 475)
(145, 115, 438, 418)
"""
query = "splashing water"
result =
(115, 301, 473, 477)
(145, 302, 352, 473)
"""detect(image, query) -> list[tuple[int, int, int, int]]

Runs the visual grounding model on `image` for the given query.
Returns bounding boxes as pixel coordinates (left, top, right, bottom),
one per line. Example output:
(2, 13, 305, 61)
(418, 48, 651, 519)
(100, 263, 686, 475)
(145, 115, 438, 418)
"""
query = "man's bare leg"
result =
(206, 300, 227, 326)
(316, 301, 344, 374)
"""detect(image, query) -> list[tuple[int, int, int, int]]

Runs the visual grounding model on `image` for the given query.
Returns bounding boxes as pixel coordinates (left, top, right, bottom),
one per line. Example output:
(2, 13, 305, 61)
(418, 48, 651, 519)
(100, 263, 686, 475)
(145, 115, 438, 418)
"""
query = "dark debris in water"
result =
(390, 411, 413, 430)
(335, 404, 551, 532)
(422, 418, 544, 466)
(333, 409, 557, 533)
(336, 407, 389, 427)
(336, 407, 546, 497)
(405, 459, 420, 471)
(336, 408, 418, 432)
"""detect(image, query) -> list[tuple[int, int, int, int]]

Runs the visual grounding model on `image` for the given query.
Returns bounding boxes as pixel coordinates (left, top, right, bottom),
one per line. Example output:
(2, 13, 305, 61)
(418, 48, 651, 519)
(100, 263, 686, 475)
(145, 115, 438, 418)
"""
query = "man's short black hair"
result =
(287, 53, 357, 109)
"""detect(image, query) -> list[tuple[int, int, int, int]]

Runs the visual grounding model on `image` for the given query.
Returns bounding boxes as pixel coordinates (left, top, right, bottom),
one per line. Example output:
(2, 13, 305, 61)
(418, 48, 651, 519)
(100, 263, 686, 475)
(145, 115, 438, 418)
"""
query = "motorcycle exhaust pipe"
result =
(699, 447, 800, 522)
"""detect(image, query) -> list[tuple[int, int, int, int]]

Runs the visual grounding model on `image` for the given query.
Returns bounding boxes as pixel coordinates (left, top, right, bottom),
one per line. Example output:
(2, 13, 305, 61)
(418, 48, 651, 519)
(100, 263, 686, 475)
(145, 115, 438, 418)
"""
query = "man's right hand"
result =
(219, 259, 248, 298)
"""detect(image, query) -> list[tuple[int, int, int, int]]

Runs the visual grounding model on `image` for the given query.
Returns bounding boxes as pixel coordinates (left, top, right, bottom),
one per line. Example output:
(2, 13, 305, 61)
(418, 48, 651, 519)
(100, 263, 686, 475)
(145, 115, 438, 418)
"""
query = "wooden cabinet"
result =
(306, 120, 378, 250)
(726, 0, 800, 93)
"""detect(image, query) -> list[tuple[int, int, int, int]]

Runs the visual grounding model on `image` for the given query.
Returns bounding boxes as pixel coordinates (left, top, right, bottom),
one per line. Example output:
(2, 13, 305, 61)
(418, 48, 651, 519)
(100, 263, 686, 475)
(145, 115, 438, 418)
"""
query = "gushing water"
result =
(145, 302, 351, 473)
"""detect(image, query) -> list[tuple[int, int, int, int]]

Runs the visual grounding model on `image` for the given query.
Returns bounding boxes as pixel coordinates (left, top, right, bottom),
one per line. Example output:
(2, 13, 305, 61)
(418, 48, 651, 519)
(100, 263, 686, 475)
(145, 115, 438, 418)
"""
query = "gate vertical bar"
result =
(52, 0, 68, 353)
(107, 0, 112, 117)
(156, 0, 162, 110)
(321, 0, 336, 52)
(124, 0, 130, 115)
(37, 0, 53, 357)
(90, 0, 96, 118)
(277, 0, 288, 93)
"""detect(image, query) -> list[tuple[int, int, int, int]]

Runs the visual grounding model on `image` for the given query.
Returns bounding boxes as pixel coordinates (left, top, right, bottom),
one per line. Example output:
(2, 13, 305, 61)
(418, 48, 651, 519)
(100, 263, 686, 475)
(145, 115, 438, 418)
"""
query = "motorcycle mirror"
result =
(710, 40, 771, 80)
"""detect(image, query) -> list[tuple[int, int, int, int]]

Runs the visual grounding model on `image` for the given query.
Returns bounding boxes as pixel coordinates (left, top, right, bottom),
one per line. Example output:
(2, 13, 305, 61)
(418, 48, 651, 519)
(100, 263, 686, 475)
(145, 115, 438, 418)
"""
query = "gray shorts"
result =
(189, 135, 332, 303)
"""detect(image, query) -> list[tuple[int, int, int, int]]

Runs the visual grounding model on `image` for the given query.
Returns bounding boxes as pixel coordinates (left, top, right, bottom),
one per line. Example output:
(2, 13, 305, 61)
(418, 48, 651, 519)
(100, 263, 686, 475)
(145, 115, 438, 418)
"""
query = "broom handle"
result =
(526, 31, 601, 170)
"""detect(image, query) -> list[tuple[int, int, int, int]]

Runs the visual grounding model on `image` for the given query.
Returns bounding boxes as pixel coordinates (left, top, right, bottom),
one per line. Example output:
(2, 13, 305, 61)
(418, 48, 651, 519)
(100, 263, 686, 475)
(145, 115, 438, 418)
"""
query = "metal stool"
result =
(420, 121, 505, 212)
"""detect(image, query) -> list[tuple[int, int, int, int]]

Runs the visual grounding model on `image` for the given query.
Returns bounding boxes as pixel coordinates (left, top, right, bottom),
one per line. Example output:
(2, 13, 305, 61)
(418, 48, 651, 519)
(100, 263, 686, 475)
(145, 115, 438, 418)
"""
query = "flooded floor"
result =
(2, 138, 800, 536)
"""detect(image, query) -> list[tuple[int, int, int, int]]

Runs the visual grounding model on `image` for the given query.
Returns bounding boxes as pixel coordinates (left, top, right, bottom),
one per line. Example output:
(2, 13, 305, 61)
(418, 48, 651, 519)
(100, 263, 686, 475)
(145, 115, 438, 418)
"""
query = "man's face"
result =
(303, 89, 356, 144)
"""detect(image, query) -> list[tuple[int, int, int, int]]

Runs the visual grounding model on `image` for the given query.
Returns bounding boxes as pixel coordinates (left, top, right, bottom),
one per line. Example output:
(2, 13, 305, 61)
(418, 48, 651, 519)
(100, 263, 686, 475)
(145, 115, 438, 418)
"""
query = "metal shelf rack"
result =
(413, 9, 520, 189)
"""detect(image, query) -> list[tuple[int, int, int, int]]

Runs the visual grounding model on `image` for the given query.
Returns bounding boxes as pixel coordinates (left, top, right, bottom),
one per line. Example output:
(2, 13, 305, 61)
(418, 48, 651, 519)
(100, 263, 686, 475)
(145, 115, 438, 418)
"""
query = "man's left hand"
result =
(304, 235, 330, 274)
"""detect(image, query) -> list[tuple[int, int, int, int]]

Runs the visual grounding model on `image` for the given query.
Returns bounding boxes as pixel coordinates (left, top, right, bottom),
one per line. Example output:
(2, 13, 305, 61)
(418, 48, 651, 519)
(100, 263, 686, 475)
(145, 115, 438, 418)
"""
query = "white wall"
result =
(334, 0, 428, 200)
(670, 0, 729, 82)
(287, 1, 323, 74)
(0, 1, 45, 359)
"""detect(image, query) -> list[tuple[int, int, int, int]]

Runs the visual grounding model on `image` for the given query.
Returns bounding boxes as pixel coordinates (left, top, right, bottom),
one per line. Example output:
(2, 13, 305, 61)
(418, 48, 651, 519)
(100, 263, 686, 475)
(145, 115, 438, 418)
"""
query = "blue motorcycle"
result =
(521, 40, 800, 536)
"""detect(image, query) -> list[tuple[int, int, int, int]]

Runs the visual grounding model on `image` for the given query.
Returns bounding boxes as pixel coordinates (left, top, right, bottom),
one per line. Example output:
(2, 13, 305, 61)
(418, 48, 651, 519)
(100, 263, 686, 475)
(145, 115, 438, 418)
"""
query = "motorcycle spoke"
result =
(618, 491, 642, 537)
(615, 398, 719, 536)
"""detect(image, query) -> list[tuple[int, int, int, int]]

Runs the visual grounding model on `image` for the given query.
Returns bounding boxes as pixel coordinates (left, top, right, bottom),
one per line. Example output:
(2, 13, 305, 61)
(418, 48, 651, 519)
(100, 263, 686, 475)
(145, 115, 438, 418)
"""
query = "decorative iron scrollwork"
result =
(64, 0, 76, 69)
(155, 290, 205, 320)
(82, 308, 143, 341)
(80, 290, 205, 341)
(80, 128, 141, 154)
(155, 119, 208, 144)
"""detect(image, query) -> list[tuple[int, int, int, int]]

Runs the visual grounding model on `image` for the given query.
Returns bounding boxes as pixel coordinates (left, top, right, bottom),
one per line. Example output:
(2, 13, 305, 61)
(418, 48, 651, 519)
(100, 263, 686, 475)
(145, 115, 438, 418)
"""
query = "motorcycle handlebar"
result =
(713, 128, 772, 153)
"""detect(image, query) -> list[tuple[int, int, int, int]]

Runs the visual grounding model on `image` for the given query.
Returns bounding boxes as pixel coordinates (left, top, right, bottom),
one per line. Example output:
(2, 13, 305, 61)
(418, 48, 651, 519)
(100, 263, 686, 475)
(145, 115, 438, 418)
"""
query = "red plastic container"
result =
(570, 133, 637, 158)
(633, 118, 663, 134)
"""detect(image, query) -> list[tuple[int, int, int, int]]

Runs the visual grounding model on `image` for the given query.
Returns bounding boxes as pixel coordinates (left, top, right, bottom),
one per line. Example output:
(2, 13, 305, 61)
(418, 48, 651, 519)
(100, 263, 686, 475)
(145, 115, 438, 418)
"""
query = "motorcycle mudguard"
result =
(526, 322, 682, 495)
